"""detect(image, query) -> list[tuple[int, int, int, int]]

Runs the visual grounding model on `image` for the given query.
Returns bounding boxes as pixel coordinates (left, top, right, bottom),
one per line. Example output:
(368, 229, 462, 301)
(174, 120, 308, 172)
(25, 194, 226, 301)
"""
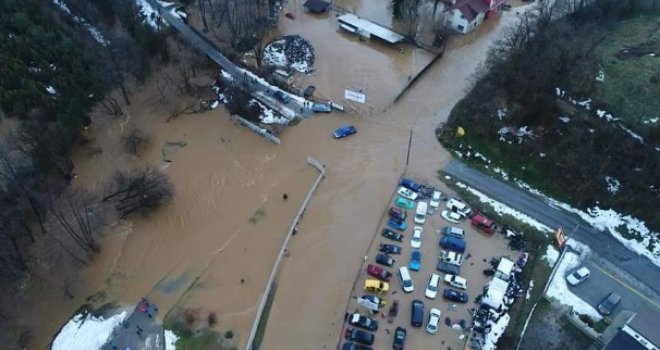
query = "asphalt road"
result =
(147, 0, 315, 118)
(443, 160, 660, 295)
(101, 300, 164, 350)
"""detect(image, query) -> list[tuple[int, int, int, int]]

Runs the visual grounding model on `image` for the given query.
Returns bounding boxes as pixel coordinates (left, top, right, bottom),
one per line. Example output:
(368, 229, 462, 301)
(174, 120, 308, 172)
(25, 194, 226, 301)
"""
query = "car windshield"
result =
(403, 280, 412, 287)
(428, 285, 437, 291)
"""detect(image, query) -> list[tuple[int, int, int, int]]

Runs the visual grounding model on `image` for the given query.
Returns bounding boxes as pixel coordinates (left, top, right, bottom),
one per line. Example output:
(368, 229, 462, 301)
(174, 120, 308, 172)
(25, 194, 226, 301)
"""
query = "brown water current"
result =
(18, 2, 521, 349)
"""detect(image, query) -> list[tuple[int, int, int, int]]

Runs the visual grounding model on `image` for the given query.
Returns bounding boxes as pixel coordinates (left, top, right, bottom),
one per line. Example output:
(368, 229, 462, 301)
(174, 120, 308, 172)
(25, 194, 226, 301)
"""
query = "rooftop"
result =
(627, 307, 660, 346)
(604, 331, 649, 350)
(303, 0, 330, 13)
(336, 13, 405, 44)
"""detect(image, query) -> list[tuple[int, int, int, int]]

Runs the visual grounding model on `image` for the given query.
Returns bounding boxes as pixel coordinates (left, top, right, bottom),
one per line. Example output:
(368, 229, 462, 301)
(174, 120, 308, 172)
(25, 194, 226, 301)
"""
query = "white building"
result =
(445, 0, 507, 34)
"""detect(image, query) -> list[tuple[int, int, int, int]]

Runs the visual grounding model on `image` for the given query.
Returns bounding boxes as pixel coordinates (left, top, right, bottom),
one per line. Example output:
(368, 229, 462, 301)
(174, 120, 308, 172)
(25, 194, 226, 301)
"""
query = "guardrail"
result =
(230, 115, 281, 145)
(245, 157, 326, 349)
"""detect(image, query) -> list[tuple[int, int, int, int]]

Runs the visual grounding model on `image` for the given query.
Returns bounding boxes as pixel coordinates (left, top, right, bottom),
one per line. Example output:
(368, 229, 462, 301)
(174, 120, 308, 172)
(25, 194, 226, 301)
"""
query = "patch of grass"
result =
(593, 318, 610, 333)
(250, 282, 278, 349)
(595, 15, 660, 123)
(559, 315, 597, 346)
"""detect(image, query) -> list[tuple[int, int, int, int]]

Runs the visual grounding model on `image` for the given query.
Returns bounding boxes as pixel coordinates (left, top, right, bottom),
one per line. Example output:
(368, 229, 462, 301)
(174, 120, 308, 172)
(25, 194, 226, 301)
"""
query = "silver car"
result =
(566, 267, 591, 286)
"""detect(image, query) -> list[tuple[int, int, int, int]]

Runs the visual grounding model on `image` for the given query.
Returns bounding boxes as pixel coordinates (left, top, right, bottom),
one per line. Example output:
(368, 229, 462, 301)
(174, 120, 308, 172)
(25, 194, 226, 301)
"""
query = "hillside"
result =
(438, 1, 660, 248)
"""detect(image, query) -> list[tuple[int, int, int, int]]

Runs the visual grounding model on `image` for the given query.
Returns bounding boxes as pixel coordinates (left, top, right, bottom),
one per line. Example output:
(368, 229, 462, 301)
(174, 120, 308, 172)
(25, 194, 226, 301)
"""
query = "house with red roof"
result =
(445, 0, 507, 34)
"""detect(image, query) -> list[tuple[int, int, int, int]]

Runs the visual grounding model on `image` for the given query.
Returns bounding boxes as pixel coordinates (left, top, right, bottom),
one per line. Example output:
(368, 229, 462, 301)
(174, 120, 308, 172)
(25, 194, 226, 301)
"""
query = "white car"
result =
(566, 267, 591, 286)
(425, 274, 440, 299)
(444, 274, 468, 289)
(440, 250, 464, 266)
(425, 308, 442, 334)
(411, 226, 423, 248)
(429, 191, 442, 209)
(397, 186, 419, 201)
(441, 210, 461, 223)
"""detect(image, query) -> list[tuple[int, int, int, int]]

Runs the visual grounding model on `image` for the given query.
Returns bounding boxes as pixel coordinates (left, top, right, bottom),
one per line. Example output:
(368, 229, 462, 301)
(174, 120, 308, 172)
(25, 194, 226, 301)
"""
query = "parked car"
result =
(440, 250, 464, 266)
(411, 300, 424, 327)
(392, 326, 407, 350)
(397, 186, 419, 201)
(444, 274, 468, 289)
(443, 226, 465, 238)
(566, 267, 591, 286)
(436, 261, 460, 275)
(409, 251, 422, 271)
(382, 229, 403, 242)
(443, 289, 469, 303)
(379, 243, 403, 254)
(388, 218, 407, 231)
(441, 210, 461, 223)
(425, 308, 442, 334)
(598, 292, 621, 316)
(347, 313, 379, 331)
(376, 253, 395, 267)
(366, 264, 392, 281)
(388, 207, 407, 220)
(471, 213, 497, 234)
(400, 178, 421, 192)
(439, 236, 466, 253)
(274, 90, 291, 103)
(446, 198, 472, 217)
(411, 226, 423, 249)
(395, 197, 415, 209)
(344, 328, 374, 345)
(425, 274, 441, 299)
(414, 201, 428, 224)
(333, 125, 357, 139)
(429, 191, 442, 209)
(398, 267, 414, 293)
(364, 279, 389, 294)
(342, 343, 372, 350)
(303, 85, 316, 98)
(313, 102, 332, 113)
(358, 294, 386, 311)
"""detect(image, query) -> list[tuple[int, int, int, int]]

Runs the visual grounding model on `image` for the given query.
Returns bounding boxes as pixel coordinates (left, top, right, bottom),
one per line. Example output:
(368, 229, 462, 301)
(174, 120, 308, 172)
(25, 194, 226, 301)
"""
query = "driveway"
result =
(443, 160, 660, 295)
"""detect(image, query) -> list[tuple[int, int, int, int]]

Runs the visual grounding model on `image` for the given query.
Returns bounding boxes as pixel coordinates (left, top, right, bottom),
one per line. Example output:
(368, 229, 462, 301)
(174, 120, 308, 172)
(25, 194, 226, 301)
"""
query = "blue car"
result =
(333, 125, 357, 139)
(400, 178, 421, 192)
(388, 218, 407, 231)
(409, 251, 422, 271)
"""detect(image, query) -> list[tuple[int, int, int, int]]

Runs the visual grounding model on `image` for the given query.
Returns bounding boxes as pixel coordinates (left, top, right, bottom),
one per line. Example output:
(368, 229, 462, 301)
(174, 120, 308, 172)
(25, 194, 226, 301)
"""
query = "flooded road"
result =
(19, 2, 519, 349)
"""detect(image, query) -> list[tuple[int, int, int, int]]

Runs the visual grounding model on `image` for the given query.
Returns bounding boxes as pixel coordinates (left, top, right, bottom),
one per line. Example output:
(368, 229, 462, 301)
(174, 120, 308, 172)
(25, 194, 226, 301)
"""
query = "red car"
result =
(388, 207, 406, 221)
(471, 213, 496, 234)
(366, 264, 392, 281)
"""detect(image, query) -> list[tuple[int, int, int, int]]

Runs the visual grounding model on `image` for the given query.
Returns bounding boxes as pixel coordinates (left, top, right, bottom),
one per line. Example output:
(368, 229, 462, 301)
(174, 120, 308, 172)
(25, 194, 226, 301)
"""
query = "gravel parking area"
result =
(339, 180, 514, 350)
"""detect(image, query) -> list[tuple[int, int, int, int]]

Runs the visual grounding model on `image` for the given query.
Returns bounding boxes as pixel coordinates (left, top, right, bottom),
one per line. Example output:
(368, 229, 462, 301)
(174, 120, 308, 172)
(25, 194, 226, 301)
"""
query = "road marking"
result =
(590, 263, 660, 309)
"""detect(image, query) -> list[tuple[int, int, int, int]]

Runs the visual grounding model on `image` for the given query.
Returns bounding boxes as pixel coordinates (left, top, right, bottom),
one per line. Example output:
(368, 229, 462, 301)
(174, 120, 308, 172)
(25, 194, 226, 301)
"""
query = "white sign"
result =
(345, 89, 367, 104)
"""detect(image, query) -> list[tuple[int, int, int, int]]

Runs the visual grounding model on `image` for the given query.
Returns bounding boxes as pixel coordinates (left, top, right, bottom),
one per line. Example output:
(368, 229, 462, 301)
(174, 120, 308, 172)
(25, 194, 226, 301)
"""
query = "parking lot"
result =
(339, 177, 515, 349)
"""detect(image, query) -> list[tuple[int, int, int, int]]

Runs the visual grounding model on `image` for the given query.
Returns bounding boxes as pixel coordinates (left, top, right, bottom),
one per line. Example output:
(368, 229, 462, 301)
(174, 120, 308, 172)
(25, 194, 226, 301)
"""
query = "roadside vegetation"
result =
(437, 0, 660, 238)
(165, 308, 237, 350)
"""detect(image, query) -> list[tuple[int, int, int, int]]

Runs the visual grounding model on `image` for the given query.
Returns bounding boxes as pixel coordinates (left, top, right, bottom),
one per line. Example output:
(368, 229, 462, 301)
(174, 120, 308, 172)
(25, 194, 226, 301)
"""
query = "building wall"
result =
(447, 9, 485, 34)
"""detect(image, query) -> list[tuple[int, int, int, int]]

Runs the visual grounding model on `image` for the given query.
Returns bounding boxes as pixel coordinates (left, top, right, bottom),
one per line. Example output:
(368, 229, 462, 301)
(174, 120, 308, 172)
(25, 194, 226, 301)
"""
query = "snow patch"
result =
(526, 280, 534, 300)
(604, 176, 621, 194)
(595, 109, 618, 122)
(46, 86, 57, 95)
(514, 180, 660, 267)
(619, 125, 644, 144)
(52, 311, 128, 350)
(134, 0, 160, 28)
(542, 245, 560, 267)
(595, 70, 605, 82)
(545, 251, 602, 320)
(642, 117, 659, 124)
(456, 182, 553, 233)
(164, 329, 179, 350)
(493, 167, 509, 181)
(559, 116, 570, 123)
(482, 313, 510, 350)
(497, 108, 508, 120)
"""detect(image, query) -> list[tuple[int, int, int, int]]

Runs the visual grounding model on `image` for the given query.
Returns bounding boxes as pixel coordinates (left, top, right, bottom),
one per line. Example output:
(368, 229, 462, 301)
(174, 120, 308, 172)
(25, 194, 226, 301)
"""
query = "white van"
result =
(446, 198, 471, 217)
(398, 266, 414, 293)
(414, 201, 428, 224)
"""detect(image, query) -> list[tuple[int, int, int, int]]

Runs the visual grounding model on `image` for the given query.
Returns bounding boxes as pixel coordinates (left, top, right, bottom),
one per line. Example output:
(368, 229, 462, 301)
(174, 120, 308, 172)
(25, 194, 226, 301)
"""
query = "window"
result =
(460, 14, 465, 19)
(457, 25, 464, 31)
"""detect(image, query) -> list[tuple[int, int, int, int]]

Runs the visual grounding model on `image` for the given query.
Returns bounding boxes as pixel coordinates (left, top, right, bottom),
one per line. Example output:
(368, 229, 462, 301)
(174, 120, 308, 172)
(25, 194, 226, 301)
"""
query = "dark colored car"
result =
(376, 253, 395, 267)
(411, 300, 424, 327)
(392, 326, 407, 350)
(388, 218, 407, 231)
(436, 261, 460, 275)
(344, 328, 374, 345)
(400, 178, 421, 192)
(382, 229, 403, 242)
(274, 90, 291, 103)
(443, 289, 469, 303)
(333, 125, 357, 139)
(388, 207, 407, 220)
(342, 343, 372, 350)
(598, 292, 621, 316)
(303, 85, 316, 98)
(347, 312, 379, 331)
(379, 243, 402, 254)
(366, 264, 392, 281)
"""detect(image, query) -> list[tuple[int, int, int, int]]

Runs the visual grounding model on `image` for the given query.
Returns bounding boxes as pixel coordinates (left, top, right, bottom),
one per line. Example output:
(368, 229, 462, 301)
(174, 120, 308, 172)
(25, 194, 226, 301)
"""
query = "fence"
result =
(230, 115, 281, 145)
(245, 157, 326, 349)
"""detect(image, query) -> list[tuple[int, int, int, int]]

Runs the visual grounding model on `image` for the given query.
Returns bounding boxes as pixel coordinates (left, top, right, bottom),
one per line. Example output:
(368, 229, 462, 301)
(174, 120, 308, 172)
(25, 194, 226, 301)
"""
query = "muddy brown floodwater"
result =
(19, 2, 521, 349)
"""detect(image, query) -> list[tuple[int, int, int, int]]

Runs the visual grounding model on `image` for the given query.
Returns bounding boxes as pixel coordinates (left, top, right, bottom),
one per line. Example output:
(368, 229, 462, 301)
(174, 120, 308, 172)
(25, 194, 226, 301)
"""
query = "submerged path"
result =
(147, 0, 314, 118)
(444, 159, 660, 295)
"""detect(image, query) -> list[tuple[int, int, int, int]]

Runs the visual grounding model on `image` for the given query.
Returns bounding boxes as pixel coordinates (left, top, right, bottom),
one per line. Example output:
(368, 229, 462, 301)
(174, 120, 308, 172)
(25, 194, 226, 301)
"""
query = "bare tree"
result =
(102, 167, 174, 219)
(122, 128, 149, 156)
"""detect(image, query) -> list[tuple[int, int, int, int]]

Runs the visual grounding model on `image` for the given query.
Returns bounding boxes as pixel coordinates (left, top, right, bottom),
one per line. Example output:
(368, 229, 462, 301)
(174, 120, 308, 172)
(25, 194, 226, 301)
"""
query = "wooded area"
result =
(439, 0, 660, 234)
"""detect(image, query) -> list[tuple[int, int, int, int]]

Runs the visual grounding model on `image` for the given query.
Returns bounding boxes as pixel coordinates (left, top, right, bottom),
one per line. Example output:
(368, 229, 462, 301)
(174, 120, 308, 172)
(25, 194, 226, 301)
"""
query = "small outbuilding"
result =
(303, 0, 331, 13)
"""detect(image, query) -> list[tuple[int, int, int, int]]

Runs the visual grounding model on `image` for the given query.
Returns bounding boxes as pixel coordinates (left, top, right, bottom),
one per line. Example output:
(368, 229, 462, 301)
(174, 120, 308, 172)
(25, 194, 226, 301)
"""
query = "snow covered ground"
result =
(52, 310, 128, 350)
(542, 245, 560, 267)
(514, 180, 660, 268)
(52, 0, 109, 45)
(455, 182, 554, 233)
(263, 35, 315, 73)
(545, 250, 602, 320)
(164, 329, 179, 350)
(135, 0, 160, 28)
(482, 313, 511, 350)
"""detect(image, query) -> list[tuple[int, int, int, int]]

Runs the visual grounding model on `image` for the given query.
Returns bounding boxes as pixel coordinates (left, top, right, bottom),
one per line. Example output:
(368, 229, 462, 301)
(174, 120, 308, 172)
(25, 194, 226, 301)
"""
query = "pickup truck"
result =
(436, 261, 460, 275)
(440, 250, 464, 266)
